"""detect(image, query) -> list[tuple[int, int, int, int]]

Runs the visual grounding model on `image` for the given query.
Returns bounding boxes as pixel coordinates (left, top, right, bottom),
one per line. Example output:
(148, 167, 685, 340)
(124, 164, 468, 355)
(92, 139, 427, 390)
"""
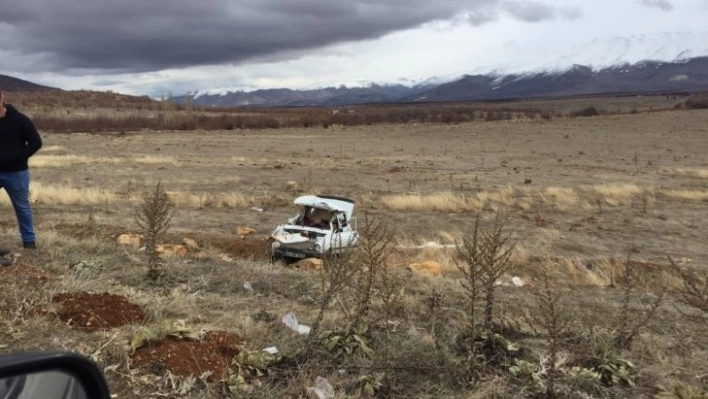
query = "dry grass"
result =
(379, 188, 516, 212)
(380, 191, 480, 212)
(2, 98, 706, 398)
(662, 167, 708, 179)
(475, 186, 515, 210)
(541, 187, 582, 211)
(2, 182, 118, 206)
(662, 189, 708, 202)
(161, 191, 280, 209)
(588, 183, 643, 206)
(30, 154, 180, 168)
(40, 145, 64, 152)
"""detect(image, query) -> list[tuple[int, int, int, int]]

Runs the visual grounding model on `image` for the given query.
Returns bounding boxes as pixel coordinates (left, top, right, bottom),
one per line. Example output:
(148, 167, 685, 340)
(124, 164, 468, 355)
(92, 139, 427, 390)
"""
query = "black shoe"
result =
(0, 248, 10, 256)
(23, 241, 36, 249)
(0, 257, 11, 267)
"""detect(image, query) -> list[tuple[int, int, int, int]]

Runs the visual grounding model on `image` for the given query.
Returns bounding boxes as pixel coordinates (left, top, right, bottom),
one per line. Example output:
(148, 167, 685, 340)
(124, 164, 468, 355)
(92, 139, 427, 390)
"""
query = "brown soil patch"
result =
(52, 222, 127, 242)
(223, 238, 270, 260)
(52, 292, 147, 329)
(131, 331, 242, 381)
(0, 262, 53, 287)
(173, 231, 271, 260)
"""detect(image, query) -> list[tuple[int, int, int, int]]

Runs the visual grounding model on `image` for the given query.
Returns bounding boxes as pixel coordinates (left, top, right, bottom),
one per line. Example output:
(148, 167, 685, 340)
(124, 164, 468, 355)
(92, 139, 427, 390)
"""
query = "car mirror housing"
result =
(0, 352, 110, 399)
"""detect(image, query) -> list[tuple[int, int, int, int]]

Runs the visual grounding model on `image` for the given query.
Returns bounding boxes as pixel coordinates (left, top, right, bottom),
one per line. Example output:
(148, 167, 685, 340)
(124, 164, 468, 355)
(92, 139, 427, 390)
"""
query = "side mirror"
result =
(0, 352, 110, 399)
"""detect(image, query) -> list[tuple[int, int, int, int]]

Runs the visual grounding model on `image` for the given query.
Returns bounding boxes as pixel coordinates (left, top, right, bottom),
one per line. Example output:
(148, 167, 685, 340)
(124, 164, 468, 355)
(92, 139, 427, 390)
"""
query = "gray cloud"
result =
(502, 1, 558, 22)
(0, 0, 578, 74)
(640, 0, 673, 11)
(467, 1, 581, 26)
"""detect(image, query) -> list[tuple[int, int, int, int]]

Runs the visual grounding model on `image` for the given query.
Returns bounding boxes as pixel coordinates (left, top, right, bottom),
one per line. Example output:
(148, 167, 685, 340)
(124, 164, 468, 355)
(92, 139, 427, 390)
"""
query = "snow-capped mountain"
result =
(478, 31, 708, 76)
(178, 31, 708, 107)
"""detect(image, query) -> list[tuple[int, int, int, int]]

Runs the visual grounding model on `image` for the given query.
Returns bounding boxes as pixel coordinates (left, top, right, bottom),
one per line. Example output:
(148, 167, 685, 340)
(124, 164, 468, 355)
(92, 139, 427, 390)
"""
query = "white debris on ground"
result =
(262, 347, 278, 355)
(282, 311, 311, 335)
(307, 376, 334, 399)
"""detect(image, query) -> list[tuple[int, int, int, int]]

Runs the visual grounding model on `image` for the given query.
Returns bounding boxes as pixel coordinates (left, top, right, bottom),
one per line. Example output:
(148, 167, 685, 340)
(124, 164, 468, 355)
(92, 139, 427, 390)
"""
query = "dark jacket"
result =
(0, 104, 43, 172)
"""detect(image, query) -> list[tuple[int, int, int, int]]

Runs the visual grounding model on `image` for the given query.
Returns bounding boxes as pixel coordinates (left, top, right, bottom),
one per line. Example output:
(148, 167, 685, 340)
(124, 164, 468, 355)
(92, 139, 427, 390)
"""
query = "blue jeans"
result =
(0, 170, 36, 244)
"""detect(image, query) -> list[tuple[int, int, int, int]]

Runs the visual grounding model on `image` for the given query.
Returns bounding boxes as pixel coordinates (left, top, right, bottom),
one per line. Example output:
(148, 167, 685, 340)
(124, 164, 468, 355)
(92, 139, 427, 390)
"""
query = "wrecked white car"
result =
(270, 195, 359, 260)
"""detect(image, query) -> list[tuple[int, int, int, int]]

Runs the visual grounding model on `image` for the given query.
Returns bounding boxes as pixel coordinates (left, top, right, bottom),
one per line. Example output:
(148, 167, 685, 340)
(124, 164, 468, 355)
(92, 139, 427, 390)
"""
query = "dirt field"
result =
(1, 101, 707, 398)
(26, 107, 708, 262)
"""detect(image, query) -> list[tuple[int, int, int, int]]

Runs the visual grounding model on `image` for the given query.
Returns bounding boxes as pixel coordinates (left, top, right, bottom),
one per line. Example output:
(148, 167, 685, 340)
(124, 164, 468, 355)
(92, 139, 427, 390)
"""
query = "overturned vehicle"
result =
(270, 195, 359, 260)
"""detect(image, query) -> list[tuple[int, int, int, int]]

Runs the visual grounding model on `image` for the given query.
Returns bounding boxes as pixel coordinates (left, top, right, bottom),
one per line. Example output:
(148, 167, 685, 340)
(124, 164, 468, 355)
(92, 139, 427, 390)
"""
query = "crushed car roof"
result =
(294, 195, 355, 219)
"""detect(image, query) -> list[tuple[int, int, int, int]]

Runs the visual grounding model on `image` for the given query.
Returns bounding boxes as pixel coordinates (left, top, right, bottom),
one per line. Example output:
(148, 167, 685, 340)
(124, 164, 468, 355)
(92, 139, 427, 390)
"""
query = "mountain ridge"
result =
(0, 74, 56, 91)
(176, 56, 708, 107)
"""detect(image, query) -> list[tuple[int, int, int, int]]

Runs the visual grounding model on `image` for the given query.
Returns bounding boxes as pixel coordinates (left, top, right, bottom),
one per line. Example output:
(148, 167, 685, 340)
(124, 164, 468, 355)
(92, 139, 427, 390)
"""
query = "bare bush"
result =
(570, 106, 601, 117)
(668, 256, 708, 321)
(613, 256, 666, 350)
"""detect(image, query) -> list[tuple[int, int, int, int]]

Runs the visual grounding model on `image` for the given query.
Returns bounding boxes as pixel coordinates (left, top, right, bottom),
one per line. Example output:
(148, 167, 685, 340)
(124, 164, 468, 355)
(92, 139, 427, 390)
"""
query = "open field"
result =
(1, 99, 707, 398)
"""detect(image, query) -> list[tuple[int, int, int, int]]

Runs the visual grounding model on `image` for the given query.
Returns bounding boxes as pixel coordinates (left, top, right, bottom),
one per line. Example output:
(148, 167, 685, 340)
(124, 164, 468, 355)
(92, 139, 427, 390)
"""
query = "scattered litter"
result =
(243, 282, 254, 293)
(250, 207, 264, 212)
(262, 346, 278, 355)
(511, 277, 525, 287)
(307, 376, 334, 399)
(282, 312, 311, 335)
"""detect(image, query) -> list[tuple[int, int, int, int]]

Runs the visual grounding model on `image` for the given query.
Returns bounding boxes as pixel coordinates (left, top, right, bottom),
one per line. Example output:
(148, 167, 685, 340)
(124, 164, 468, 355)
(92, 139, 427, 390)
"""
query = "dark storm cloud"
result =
(640, 0, 673, 11)
(0, 0, 579, 73)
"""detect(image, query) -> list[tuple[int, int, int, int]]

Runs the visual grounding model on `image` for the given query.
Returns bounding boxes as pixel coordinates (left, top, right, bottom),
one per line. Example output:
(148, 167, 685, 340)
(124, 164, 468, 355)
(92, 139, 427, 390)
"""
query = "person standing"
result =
(0, 90, 42, 251)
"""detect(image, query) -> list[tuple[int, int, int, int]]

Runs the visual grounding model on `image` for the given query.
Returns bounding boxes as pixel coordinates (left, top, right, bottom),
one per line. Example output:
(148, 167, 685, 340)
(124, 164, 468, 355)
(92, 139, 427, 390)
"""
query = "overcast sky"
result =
(1, 0, 706, 97)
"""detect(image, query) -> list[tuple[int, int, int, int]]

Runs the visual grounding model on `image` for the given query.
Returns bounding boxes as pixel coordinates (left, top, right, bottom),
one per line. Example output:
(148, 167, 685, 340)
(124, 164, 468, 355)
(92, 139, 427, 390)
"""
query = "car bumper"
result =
(272, 247, 323, 259)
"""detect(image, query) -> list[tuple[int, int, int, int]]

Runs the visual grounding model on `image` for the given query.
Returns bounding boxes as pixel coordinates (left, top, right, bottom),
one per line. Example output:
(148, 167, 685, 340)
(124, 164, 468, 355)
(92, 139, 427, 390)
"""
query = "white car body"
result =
(270, 195, 359, 260)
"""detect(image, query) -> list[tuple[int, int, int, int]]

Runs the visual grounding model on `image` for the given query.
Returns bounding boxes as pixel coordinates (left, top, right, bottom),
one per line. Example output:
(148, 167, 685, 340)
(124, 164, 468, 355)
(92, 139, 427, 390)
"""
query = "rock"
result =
(572, 259, 588, 271)
(407, 261, 442, 277)
(117, 233, 143, 249)
(156, 244, 188, 257)
(292, 258, 323, 271)
(511, 277, 525, 287)
(285, 180, 302, 192)
(237, 227, 256, 237)
(220, 254, 235, 263)
(182, 237, 200, 252)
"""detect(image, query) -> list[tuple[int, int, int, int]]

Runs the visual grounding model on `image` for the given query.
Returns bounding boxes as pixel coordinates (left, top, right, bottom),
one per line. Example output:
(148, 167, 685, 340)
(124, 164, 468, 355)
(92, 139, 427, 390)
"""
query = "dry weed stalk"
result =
(668, 256, 708, 321)
(455, 215, 484, 333)
(135, 181, 174, 281)
(307, 215, 402, 359)
(613, 256, 666, 350)
(455, 213, 516, 335)
(525, 264, 571, 398)
(346, 216, 399, 327)
(306, 236, 359, 353)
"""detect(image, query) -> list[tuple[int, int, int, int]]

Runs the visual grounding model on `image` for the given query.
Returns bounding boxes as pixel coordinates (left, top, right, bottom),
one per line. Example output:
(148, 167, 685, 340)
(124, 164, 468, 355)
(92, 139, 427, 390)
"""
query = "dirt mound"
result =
(173, 231, 271, 260)
(131, 331, 242, 381)
(212, 236, 270, 260)
(52, 292, 147, 329)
